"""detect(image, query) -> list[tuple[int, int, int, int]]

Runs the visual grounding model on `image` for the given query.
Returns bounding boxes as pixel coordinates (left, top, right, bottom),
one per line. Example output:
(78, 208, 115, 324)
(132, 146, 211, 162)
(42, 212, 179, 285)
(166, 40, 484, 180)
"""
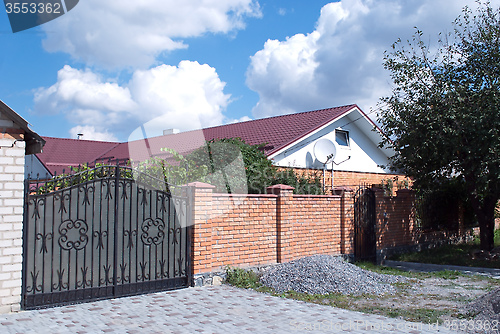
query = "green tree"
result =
(379, 1, 500, 250)
(188, 138, 275, 194)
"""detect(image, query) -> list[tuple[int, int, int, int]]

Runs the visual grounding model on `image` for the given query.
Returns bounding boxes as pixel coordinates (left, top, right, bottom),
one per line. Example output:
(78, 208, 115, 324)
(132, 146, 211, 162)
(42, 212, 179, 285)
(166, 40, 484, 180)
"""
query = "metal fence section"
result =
(22, 164, 192, 309)
(354, 186, 376, 262)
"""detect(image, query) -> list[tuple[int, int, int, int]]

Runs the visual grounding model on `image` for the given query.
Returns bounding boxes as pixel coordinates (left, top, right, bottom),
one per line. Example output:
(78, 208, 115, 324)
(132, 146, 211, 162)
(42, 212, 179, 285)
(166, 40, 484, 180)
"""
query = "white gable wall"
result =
(270, 110, 393, 174)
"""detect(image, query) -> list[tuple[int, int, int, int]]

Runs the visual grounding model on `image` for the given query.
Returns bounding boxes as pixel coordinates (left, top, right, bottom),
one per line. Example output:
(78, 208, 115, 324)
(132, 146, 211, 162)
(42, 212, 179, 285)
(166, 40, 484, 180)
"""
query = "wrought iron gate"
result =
(354, 187, 376, 262)
(22, 164, 192, 309)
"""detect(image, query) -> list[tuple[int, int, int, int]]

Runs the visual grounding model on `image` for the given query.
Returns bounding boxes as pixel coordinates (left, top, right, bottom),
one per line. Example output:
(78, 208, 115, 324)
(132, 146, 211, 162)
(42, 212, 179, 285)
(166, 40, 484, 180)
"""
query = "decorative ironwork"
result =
(53, 269, 69, 290)
(100, 265, 113, 285)
(138, 262, 150, 281)
(156, 259, 168, 279)
(36, 232, 53, 254)
(30, 198, 45, 219)
(169, 227, 181, 244)
(141, 218, 166, 246)
(117, 264, 129, 284)
(22, 163, 192, 309)
(58, 219, 89, 251)
(139, 188, 149, 205)
(102, 179, 114, 200)
(77, 267, 92, 288)
(175, 257, 186, 276)
(157, 193, 168, 213)
(26, 271, 42, 293)
(79, 185, 95, 205)
(119, 180, 132, 199)
(55, 193, 71, 214)
(123, 229, 137, 249)
(93, 230, 108, 250)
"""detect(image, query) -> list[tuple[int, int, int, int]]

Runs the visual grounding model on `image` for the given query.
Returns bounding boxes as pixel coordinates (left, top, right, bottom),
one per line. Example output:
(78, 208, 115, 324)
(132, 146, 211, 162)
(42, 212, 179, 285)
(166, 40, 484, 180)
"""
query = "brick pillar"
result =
(188, 182, 215, 275)
(337, 187, 354, 257)
(0, 119, 25, 313)
(372, 187, 386, 251)
(266, 184, 294, 263)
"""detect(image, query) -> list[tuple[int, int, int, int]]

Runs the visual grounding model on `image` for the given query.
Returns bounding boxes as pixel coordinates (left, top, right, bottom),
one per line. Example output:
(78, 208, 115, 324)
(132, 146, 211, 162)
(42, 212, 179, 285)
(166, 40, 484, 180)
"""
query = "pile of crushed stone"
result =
(461, 287, 500, 333)
(259, 254, 407, 296)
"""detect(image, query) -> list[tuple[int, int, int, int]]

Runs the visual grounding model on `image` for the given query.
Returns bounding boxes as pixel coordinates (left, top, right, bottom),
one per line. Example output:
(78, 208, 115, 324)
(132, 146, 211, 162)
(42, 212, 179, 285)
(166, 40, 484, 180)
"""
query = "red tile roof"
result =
(38, 105, 359, 175)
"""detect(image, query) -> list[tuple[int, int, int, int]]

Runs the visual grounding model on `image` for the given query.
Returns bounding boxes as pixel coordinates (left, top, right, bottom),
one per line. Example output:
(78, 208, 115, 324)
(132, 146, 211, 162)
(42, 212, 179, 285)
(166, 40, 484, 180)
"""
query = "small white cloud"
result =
(246, 0, 490, 118)
(278, 8, 286, 16)
(69, 125, 118, 142)
(34, 61, 232, 140)
(41, 0, 261, 69)
(225, 115, 252, 124)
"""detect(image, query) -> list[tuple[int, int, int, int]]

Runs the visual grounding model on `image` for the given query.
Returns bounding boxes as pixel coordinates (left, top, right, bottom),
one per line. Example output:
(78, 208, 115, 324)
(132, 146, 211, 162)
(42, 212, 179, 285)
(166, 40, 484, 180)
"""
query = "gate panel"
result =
(22, 165, 192, 309)
(354, 187, 376, 262)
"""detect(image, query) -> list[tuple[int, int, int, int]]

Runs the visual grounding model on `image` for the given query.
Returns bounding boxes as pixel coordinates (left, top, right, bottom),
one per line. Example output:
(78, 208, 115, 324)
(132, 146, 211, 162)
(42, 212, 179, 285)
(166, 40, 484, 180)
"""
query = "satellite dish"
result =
(314, 139, 336, 164)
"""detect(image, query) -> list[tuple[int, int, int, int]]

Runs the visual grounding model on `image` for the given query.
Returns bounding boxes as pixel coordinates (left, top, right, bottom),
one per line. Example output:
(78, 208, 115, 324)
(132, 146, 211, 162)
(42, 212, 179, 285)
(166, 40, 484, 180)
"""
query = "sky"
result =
(0, 0, 497, 142)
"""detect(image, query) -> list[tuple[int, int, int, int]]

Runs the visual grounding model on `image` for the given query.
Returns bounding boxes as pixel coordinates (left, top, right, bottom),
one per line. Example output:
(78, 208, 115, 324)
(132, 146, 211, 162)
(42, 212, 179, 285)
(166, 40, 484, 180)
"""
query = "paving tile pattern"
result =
(0, 285, 457, 333)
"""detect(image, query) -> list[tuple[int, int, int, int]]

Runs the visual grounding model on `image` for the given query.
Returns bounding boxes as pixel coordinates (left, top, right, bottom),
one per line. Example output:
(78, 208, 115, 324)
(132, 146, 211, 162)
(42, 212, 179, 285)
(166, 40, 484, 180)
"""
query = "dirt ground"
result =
(342, 274, 499, 331)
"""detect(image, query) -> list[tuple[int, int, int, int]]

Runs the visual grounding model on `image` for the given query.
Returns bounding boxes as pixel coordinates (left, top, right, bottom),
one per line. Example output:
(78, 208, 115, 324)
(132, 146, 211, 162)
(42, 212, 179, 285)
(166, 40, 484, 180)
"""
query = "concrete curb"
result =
(384, 260, 500, 279)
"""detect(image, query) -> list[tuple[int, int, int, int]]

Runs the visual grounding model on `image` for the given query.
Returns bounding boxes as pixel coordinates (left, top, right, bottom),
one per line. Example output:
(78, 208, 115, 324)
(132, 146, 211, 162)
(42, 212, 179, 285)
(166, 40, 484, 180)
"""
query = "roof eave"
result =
(0, 99, 45, 154)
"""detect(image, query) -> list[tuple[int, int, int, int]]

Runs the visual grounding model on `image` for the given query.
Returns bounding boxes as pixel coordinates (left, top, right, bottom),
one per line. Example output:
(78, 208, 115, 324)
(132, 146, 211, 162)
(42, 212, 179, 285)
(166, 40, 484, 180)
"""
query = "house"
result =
(0, 99, 45, 313)
(29, 104, 403, 189)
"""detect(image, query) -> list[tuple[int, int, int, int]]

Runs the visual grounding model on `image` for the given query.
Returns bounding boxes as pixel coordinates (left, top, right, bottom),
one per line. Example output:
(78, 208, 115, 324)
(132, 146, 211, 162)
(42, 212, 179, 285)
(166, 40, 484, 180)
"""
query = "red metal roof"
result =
(37, 137, 121, 175)
(38, 105, 359, 175)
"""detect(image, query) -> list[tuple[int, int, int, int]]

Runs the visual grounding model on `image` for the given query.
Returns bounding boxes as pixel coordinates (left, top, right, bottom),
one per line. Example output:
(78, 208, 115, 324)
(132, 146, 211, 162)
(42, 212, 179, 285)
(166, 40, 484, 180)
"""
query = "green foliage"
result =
(415, 178, 477, 231)
(379, 1, 500, 250)
(224, 266, 262, 289)
(272, 168, 324, 195)
(187, 138, 269, 194)
(36, 138, 325, 196)
(390, 240, 500, 269)
(35, 163, 129, 194)
(187, 138, 324, 194)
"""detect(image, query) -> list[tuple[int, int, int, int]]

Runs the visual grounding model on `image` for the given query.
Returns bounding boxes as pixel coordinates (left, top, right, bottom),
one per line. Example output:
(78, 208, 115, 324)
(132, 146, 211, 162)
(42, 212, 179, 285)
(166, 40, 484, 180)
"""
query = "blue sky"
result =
(0, 0, 495, 142)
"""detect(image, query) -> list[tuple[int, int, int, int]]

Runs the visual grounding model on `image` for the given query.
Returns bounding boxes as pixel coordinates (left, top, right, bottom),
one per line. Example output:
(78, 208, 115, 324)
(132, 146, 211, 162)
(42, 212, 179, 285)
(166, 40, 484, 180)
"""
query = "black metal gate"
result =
(354, 187, 376, 262)
(22, 164, 192, 309)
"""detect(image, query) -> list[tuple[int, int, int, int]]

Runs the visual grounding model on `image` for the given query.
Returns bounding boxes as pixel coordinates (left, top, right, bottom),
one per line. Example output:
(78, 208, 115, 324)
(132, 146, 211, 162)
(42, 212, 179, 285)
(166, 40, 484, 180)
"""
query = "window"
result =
(335, 129, 349, 147)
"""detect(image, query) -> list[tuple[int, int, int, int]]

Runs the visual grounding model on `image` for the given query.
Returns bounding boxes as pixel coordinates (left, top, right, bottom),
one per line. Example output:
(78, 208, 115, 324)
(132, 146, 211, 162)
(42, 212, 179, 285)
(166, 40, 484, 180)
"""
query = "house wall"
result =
(0, 113, 26, 313)
(271, 112, 392, 173)
(24, 154, 50, 180)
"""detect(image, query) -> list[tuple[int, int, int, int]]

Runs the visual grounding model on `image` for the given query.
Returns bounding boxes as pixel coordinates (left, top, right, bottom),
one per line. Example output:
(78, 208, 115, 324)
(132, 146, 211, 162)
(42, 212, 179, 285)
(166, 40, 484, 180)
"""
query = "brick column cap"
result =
(187, 182, 216, 189)
(333, 186, 354, 192)
(266, 184, 295, 191)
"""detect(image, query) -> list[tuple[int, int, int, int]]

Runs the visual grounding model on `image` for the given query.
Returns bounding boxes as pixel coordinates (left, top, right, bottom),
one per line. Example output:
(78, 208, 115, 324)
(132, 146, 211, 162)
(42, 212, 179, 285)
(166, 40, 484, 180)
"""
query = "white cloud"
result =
(42, 0, 260, 68)
(34, 61, 233, 140)
(69, 125, 118, 142)
(246, 0, 497, 118)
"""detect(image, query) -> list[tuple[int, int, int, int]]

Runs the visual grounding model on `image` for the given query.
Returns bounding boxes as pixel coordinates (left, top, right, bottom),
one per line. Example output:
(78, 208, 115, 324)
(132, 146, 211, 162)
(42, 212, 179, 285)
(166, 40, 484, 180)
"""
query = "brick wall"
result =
(373, 187, 475, 262)
(0, 113, 26, 313)
(190, 181, 474, 275)
(190, 183, 354, 274)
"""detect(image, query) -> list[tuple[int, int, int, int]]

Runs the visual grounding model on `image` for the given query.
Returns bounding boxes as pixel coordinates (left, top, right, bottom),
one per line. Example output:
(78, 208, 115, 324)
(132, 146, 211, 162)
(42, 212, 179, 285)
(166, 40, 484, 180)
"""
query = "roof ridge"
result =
(201, 104, 358, 131)
(41, 136, 121, 144)
(127, 104, 358, 143)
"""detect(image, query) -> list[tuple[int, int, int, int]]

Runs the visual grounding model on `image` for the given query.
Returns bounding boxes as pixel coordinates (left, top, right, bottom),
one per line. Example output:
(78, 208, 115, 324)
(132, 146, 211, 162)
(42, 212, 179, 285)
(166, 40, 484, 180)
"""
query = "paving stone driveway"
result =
(0, 285, 456, 333)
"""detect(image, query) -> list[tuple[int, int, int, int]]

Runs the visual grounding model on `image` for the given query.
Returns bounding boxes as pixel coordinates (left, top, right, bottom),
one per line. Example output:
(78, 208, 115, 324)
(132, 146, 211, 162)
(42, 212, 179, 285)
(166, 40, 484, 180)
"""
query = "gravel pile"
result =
(461, 287, 500, 333)
(260, 255, 407, 295)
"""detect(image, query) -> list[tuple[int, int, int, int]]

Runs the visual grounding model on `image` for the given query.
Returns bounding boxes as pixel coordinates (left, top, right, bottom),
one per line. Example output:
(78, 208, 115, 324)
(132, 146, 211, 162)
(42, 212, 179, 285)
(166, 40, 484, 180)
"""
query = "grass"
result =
(224, 263, 497, 325)
(388, 229, 500, 269)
